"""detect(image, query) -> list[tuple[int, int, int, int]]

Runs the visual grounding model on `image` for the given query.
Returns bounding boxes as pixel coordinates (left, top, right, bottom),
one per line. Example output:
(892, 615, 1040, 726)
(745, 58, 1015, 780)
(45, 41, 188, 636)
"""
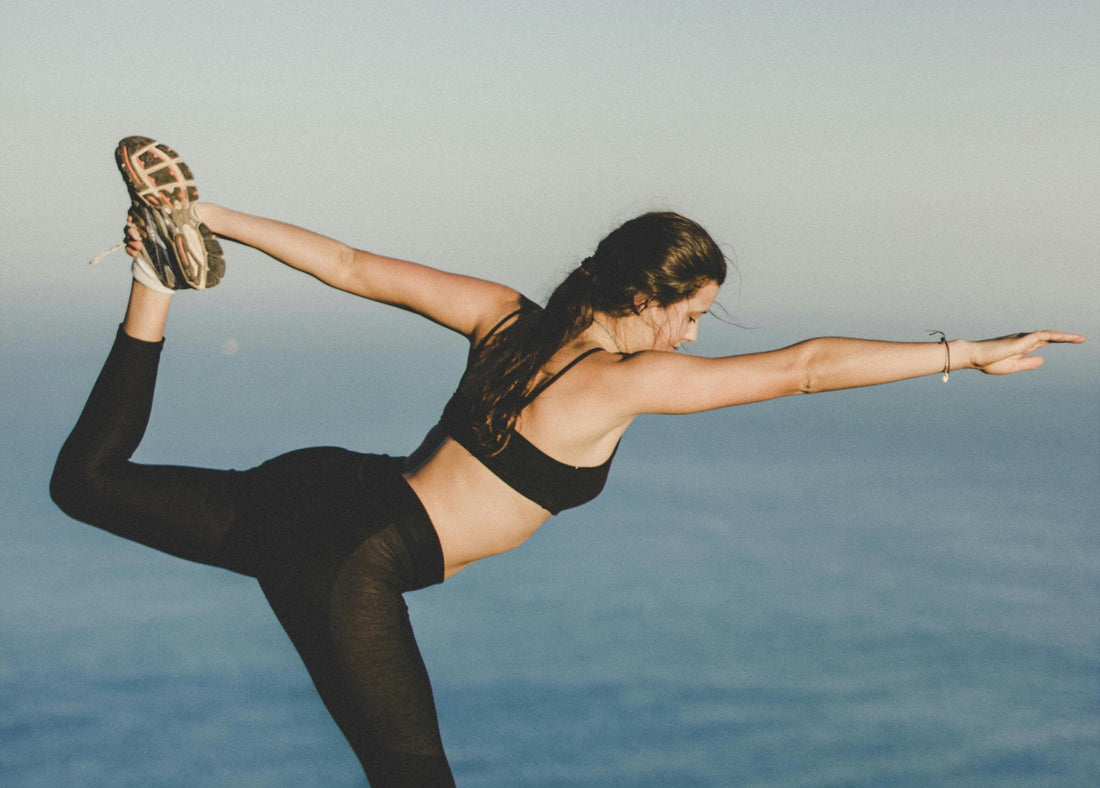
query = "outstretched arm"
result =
(193, 203, 521, 340)
(610, 330, 1087, 416)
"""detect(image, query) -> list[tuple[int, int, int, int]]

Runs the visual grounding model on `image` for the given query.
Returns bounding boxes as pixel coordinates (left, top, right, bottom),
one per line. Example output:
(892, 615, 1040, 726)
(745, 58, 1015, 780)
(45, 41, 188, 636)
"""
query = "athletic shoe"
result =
(114, 136, 225, 290)
(88, 207, 178, 294)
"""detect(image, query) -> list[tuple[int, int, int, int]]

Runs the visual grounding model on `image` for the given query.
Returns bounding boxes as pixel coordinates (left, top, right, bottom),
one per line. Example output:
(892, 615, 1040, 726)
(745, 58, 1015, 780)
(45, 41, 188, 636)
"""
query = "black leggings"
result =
(50, 328, 455, 787)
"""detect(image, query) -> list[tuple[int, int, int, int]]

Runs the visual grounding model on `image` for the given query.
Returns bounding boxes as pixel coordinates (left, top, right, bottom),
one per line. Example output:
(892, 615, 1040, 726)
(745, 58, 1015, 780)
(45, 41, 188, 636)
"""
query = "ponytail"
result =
(461, 267, 596, 451)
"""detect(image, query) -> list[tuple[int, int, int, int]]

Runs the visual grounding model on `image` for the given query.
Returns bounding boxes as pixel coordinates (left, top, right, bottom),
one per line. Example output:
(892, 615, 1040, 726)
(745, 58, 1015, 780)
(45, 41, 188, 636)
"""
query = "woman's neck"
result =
(590, 315, 624, 353)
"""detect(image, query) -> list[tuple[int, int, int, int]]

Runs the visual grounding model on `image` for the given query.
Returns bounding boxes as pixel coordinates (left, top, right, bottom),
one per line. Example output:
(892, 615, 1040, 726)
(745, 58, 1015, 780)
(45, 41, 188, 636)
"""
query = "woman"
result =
(51, 137, 1085, 786)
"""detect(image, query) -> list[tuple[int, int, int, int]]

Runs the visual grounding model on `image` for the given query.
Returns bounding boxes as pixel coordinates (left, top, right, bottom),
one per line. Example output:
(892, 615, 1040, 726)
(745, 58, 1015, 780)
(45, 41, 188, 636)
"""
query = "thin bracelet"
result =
(928, 330, 950, 382)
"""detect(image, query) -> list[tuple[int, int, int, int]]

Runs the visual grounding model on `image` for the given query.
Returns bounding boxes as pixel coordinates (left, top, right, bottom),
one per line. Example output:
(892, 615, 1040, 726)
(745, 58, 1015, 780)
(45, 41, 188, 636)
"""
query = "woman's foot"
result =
(125, 205, 186, 292)
(115, 136, 225, 290)
(88, 208, 180, 294)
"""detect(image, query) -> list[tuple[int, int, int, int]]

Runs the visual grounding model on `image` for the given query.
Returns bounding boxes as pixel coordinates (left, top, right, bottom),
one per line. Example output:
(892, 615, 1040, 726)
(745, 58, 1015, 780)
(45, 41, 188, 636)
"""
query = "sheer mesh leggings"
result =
(50, 328, 454, 787)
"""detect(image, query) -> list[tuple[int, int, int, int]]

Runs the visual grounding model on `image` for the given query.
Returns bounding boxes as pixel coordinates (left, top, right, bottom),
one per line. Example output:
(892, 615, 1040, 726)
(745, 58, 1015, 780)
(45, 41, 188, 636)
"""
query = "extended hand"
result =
(968, 330, 1086, 375)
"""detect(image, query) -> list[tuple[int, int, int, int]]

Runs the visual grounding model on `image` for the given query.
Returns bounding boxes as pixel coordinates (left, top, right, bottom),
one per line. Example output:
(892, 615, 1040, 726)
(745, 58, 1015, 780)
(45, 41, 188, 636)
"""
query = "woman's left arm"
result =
(610, 330, 1087, 416)
(194, 202, 520, 339)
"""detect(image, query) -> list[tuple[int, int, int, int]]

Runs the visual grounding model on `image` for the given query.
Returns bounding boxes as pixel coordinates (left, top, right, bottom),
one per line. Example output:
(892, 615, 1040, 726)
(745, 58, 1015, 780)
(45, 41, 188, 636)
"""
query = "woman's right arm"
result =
(195, 203, 521, 340)
(605, 331, 1087, 417)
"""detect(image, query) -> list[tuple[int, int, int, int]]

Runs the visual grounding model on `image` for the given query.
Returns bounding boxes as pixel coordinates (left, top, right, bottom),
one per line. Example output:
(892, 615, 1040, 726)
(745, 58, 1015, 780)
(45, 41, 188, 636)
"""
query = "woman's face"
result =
(640, 280, 720, 351)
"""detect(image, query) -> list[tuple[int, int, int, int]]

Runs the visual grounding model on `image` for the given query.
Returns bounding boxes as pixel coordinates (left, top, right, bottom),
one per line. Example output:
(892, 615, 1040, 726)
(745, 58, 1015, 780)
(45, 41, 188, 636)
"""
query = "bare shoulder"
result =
(466, 290, 532, 346)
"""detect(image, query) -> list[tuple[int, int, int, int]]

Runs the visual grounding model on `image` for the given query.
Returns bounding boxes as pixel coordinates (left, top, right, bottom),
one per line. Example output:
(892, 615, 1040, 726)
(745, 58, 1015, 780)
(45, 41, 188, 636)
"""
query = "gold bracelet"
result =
(928, 330, 950, 382)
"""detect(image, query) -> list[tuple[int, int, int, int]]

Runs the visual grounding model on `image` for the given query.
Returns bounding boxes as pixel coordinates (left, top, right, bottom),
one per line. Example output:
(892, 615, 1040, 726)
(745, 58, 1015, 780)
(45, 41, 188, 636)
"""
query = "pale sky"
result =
(3, 0, 1097, 369)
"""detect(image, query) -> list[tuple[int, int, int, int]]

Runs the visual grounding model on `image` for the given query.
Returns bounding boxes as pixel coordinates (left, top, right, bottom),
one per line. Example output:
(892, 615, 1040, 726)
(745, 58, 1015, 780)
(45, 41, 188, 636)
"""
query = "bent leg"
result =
(50, 323, 245, 571)
(53, 291, 454, 780)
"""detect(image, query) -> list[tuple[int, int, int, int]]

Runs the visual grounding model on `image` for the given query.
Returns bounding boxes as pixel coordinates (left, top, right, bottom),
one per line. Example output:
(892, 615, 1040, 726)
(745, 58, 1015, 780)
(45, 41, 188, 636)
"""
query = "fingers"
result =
(124, 220, 144, 259)
(1019, 330, 1086, 362)
(1002, 331, 1086, 359)
(1017, 355, 1044, 371)
(974, 330, 1083, 375)
(1036, 330, 1087, 344)
(1000, 330, 1085, 345)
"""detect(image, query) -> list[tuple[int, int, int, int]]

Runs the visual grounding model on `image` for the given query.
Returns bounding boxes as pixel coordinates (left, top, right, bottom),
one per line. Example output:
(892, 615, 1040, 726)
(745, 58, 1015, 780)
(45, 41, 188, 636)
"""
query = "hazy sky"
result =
(3, 1, 1096, 368)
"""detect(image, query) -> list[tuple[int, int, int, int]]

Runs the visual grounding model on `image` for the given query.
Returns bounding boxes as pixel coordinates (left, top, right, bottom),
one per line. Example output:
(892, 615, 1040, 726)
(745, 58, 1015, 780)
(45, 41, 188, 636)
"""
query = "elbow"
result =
(793, 341, 821, 395)
(337, 242, 356, 274)
(327, 242, 358, 289)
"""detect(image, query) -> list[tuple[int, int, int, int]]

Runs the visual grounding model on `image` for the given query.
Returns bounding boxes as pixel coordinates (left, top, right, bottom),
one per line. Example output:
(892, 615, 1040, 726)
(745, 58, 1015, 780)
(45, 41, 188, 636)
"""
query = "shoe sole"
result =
(116, 136, 225, 290)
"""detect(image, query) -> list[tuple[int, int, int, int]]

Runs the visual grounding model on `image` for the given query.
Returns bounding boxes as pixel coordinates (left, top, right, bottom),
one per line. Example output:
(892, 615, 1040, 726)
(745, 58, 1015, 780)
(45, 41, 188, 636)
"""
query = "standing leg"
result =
(259, 531, 454, 787)
(236, 451, 454, 786)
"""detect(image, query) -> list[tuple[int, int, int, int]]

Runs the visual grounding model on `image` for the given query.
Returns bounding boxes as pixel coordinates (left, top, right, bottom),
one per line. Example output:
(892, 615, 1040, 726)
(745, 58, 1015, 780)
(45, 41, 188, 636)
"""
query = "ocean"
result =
(2, 333, 1096, 786)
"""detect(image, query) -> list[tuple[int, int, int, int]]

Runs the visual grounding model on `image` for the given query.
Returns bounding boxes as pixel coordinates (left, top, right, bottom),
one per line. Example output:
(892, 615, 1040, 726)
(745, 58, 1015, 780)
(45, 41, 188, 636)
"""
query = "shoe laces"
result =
(89, 240, 127, 267)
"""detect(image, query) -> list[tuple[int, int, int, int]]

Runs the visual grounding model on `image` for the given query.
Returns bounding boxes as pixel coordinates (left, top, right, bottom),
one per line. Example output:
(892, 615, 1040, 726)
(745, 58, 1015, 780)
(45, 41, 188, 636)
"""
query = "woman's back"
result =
(403, 303, 634, 577)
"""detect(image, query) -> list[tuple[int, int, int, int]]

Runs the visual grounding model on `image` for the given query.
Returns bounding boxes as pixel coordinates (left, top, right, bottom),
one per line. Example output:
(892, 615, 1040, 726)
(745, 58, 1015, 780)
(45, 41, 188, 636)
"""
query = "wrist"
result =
(948, 339, 971, 371)
(192, 202, 221, 233)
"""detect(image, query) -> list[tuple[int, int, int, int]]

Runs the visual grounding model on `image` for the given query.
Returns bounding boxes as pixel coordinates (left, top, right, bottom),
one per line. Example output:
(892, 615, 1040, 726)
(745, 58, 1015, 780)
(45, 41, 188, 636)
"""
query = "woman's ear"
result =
(632, 293, 649, 314)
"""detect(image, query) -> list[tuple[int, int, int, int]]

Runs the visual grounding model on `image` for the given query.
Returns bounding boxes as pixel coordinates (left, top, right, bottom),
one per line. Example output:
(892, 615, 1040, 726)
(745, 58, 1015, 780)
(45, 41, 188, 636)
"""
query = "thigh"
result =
(224, 446, 378, 577)
(259, 526, 455, 787)
(69, 460, 247, 571)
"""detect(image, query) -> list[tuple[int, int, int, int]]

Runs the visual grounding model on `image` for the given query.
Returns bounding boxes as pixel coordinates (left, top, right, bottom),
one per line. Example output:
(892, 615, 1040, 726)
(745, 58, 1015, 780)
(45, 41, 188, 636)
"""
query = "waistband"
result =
(359, 454, 444, 591)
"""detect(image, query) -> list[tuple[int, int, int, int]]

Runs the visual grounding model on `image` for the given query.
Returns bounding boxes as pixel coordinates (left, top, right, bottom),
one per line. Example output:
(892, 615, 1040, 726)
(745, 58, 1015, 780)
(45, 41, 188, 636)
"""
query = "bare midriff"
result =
(403, 438, 553, 578)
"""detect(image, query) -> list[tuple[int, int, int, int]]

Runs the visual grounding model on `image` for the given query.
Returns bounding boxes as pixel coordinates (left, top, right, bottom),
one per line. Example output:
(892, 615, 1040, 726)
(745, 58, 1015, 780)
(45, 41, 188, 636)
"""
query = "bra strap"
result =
(476, 296, 540, 350)
(524, 347, 605, 403)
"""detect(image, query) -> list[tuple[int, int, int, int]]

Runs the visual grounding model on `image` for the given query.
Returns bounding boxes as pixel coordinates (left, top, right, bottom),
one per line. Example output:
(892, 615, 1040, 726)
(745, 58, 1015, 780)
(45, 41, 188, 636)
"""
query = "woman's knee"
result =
(49, 443, 112, 522)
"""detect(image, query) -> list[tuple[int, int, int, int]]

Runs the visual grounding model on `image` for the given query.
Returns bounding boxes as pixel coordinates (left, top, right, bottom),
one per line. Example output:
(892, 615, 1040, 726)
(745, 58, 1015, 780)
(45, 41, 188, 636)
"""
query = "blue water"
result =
(2, 332, 1097, 786)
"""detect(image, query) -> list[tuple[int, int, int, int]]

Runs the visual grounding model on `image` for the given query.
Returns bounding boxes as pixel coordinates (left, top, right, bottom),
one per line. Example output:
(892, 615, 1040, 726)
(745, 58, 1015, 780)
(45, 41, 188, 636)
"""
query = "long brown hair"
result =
(463, 212, 727, 452)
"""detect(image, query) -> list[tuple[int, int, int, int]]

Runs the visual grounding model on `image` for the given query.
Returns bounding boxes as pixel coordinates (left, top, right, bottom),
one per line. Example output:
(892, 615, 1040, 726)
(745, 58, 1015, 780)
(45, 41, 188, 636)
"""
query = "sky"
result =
(2, 0, 1097, 372)
(0, 5, 1096, 781)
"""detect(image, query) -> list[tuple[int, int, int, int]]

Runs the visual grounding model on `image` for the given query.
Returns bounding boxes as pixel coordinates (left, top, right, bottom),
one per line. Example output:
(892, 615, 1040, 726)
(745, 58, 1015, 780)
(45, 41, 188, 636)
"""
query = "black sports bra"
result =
(436, 300, 618, 514)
